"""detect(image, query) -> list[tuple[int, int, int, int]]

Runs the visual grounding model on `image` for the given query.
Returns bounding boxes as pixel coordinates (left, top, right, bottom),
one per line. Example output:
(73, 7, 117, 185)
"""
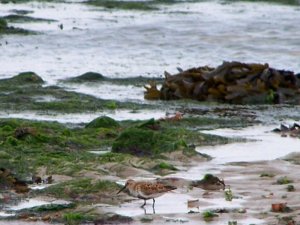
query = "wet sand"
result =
(95, 126, 300, 225)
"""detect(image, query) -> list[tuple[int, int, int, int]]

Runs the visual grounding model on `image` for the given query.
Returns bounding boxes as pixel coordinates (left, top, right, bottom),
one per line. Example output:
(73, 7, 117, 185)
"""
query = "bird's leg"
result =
(140, 199, 146, 208)
(152, 198, 155, 208)
(142, 207, 147, 215)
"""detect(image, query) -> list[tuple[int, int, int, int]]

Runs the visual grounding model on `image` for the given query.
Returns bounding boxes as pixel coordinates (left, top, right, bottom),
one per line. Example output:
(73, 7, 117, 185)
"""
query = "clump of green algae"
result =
(0, 70, 253, 222)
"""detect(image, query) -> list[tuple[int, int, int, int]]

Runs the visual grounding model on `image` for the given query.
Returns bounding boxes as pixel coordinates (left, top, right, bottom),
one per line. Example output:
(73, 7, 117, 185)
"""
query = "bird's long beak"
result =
(117, 184, 127, 194)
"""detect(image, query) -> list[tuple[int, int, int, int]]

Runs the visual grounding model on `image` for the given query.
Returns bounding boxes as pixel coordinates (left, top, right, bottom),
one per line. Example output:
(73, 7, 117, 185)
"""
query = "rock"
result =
(13, 72, 44, 84)
(191, 174, 225, 191)
(71, 72, 105, 82)
(14, 127, 36, 139)
(94, 214, 133, 225)
(112, 127, 154, 157)
(86, 116, 120, 129)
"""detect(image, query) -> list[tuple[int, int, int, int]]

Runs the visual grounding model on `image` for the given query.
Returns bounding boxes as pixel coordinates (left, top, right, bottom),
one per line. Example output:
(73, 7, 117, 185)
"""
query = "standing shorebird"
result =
(117, 179, 177, 208)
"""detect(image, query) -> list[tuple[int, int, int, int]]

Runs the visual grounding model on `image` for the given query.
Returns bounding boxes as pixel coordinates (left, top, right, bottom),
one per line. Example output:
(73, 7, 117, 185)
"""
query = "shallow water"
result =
(1, 0, 300, 87)
(106, 192, 245, 216)
(0, 197, 71, 221)
(5, 198, 71, 211)
(199, 125, 300, 164)
(0, 221, 52, 225)
(63, 82, 145, 102)
(172, 125, 300, 180)
(108, 124, 300, 222)
(0, 109, 166, 123)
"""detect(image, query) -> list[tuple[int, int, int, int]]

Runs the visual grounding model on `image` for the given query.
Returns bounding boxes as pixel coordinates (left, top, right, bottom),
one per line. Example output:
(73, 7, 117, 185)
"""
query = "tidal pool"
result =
(172, 124, 300, 180)
(199, 125, 300, 164)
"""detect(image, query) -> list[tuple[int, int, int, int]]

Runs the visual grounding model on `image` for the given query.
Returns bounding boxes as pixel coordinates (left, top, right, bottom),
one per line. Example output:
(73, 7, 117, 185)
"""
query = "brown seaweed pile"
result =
(144, 61, 300, 104)
(273, 123, 300, 138)
(0, 168, 29, 193)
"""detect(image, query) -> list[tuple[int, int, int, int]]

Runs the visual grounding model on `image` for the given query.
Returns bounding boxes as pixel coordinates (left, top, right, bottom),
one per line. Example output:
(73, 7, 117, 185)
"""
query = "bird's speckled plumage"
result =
(117, 179, 176, 207)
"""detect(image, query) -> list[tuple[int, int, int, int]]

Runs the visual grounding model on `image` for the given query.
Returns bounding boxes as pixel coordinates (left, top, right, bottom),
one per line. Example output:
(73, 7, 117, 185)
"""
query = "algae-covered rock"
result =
(0, 150, 10, 159)
(86, 116, 120, 128)
(94, 214, 133, 225)
(151, 162, 178, 175)
(112, 127, 155, 157)
(111, 122, 199, 157)
(0, 18, 36, 35)
(2, 72, 44, 85)
(0, 73, 146, 112)
(2, 14, 57, 23)
(86, 0, 158, 10)
(68, 72, 105, 82)
(15, 72, 44, 83)
(138, 118, 160, 130)
(0, 18, 8, 29)
(42, 178, 119, 199)
(9, 9, 34, 15)
(191, 174, 225, 190)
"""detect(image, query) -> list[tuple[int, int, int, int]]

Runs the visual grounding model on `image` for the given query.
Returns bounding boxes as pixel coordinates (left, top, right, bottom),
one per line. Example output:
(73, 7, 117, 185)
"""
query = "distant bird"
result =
(117, 179, 177, 208)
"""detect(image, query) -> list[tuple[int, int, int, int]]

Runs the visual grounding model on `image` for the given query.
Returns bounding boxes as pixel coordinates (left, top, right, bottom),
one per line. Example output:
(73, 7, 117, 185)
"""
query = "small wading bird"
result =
(117, 179, 177, 208)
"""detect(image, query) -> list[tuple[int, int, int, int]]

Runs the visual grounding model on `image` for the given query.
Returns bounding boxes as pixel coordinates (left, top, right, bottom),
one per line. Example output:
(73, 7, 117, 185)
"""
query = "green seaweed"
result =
(85, 116, 120, 128)
(0, 18, 8, 29)
(276, 176, 293, 185)
(98, 152, 129, 163)
(0, 72, 149, 112)
(86, 0, 158, 11)
(63, 72, 163, 86)
(93, 215, 133, 225)
(260, 172, 275, 178)
(223, 0, 300, 5)
(112, 119, 231, 157)
(140, 217, 154, 223)
(20, 203, 76, 213)
(0, 71, 44, 85)
(224, 188, 233, 201)
(41, 178, 119, 199)
(163, 116, 254, 130)
(151, 162, 178, 174)
(0, 18, 36, 35)
(85, 0, 200, 11)
(2, 15, 57, 23)
(112, 127, 156, 156)
(9, 9, 34, 15)
(0, 118, 118, 177)
(287, 184, 295, 192)
(63, 212, 93, 225)
(202, 210, 217, 221)
(0, 0, 65, 3)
